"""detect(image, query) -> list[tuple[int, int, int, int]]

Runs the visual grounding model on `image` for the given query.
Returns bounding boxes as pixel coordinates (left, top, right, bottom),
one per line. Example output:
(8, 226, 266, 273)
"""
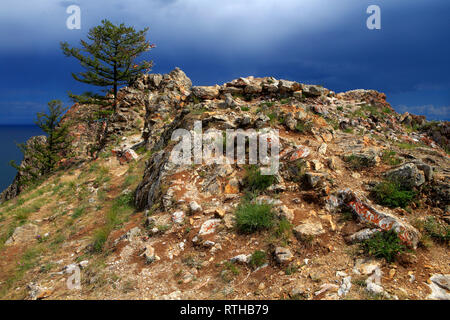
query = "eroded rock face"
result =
(0, 136, 46, 204)
(421, 121, 450, 152)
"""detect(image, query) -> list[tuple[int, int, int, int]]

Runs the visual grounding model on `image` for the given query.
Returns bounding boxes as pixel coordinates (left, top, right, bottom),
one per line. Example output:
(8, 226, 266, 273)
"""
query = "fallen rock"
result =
(27, 282, 52, 300)
(427, 274, 450, 300)
(277, 205, 294, 222)
(111, 148, 138, 164)
(285, 146, 310, 162)
(338, 276, 352, 297)
(337, 189, 421, 248)
(315, 283, 338, 296)
(385, 163, 425, 188)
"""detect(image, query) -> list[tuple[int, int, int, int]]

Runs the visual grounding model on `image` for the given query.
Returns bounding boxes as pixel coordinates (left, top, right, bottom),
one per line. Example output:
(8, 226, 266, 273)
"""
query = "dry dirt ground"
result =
(0, 126, 448, 300)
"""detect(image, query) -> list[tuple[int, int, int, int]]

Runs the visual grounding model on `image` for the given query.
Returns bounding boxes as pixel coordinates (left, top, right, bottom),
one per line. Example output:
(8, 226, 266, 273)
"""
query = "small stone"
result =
(318, 143, 327, 155)
(389, 269, 396, 279)
(274, 247, 294, 264)
(311, 160, 323, 171)
(172, 211, 185, 224)
(189, 201, 202, 214)
(230, 254, 251, 264)
(198, 219, 222, 236)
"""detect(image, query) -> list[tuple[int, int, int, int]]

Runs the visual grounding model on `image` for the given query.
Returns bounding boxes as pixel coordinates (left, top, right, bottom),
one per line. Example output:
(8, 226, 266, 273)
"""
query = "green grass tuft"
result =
(360, 230, 406, 263)
(371, 180, 416, 208)
(235, 201, 275, 234)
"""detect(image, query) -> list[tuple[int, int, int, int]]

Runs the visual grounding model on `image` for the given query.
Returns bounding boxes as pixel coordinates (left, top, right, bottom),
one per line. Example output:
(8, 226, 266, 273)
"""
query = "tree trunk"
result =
(113, 63, 118, 112)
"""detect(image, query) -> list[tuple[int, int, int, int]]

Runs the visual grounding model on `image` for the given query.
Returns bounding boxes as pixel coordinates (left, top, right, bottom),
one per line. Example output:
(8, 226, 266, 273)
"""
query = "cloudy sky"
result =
(0, 0, 449, 124)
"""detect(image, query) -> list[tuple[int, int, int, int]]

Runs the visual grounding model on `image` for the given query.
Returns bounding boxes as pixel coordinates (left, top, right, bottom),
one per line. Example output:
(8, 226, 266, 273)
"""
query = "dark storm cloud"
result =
(0, 0, 448, 123)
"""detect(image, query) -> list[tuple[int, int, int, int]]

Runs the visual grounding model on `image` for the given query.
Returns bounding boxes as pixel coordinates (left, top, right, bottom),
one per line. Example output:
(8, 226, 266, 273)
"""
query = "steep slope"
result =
(0, 68, 448, 300)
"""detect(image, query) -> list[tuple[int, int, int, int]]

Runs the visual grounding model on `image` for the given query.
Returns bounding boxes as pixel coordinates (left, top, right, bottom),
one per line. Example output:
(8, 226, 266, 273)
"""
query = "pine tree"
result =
(61, 19, 154, 110)
(10, 100, 72, 182)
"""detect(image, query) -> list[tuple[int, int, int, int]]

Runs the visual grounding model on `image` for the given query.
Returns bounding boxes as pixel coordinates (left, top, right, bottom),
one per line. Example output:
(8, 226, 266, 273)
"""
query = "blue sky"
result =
(0, 0, 449, 124)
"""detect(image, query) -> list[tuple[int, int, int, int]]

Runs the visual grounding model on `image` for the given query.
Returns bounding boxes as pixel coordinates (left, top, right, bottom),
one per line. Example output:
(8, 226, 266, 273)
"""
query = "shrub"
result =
(275, 218, 292, 241)
(243, 165, 277, 193)
(344, 154, 373, 169)
(371, 181, 415, 208)
(285, 264, 298, 275)
(249, 250, 267, 269)
(360, 230, 406, 263)
(381, 150, 402, 166)
(259, 101, 275, 108)
(235, 201, 275, 234)
(423, 217, 450, 244)
(72, 206, 85, 219)
(267, 112, 283, 125)
(92, 228, 109, 253)
(91, 193, 135, 253)
(295, 120, 313, 133)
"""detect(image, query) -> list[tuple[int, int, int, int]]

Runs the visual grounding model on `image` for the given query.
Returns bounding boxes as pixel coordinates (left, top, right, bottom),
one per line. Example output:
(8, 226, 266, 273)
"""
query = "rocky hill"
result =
(0, 68, 448, 300)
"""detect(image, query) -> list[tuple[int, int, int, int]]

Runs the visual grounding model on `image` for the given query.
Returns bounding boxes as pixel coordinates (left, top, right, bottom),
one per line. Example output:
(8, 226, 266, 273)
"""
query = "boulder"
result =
(336, 189, 421, 248)
(141, 245, 160, 264)
(303, 85, 323, 97)
(191, 85, 220, 100)
(172, 211, 185, 224)
(244, 83, 262, 94)
(230, 254, 251, 264)
(278, 80, 302, 93)
(427, 274, 450, 300)
(285, 113, 297, 131)
(293, 221, 325, 240)
(198, 219, 222, 236)
(5, 223, 39, 245)
(285, 146, 311, 162)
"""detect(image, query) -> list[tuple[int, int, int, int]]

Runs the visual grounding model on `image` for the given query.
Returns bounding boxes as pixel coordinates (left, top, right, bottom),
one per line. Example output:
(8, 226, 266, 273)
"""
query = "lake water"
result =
(0, 125, 43, 193)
